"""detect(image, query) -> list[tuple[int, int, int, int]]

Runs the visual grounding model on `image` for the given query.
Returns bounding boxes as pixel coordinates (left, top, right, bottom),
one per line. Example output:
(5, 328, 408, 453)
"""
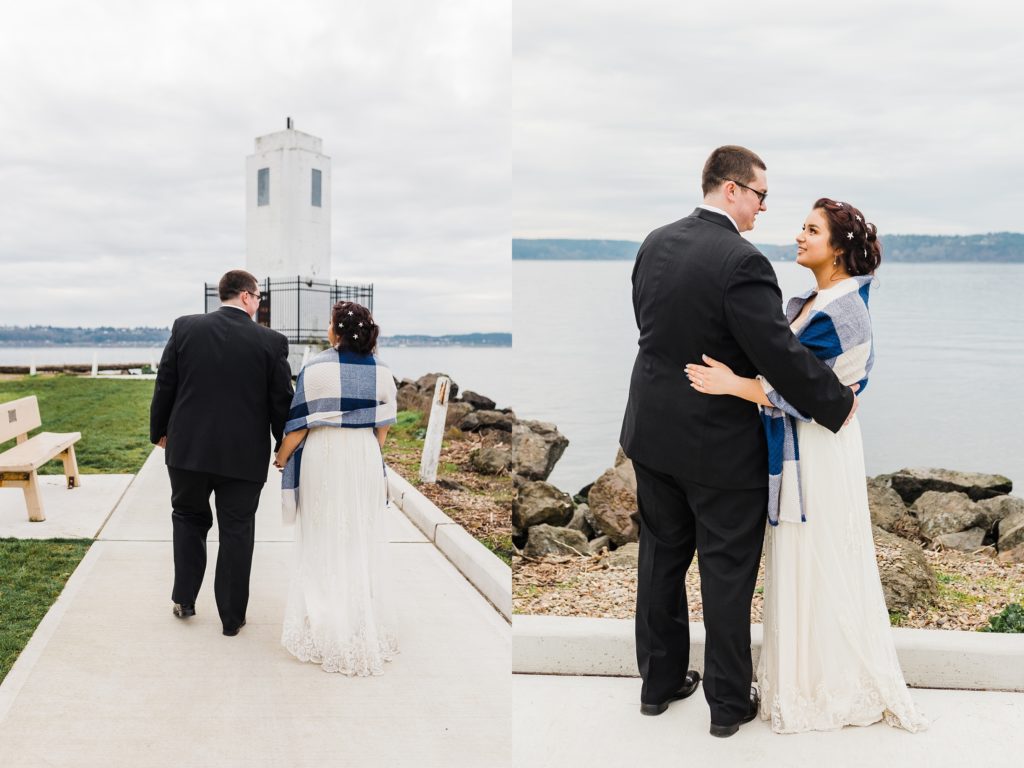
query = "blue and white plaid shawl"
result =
(759, 275, 874, 525)
(281, 348, 397, 524)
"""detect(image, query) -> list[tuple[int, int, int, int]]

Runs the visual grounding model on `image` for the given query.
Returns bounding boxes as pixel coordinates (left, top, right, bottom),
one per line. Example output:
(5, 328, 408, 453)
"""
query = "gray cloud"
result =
(0, 0, 509, 331)
(512, 0, 1024, 244)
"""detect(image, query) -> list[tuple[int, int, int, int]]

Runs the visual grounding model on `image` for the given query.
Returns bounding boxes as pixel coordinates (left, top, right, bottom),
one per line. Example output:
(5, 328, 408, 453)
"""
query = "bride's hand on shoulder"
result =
(685, 355, 738, 396)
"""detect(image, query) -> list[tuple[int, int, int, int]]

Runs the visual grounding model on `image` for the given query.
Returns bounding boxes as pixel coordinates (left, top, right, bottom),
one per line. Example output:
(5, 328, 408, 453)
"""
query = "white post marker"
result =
(419, 376, 451, 484)
(90, 352, 98, 378)
(29, 354, 36, 376)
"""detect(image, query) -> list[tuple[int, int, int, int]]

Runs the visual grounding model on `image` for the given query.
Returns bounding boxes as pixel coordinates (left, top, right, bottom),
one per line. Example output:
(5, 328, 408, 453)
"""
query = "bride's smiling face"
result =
(795, 208, 837, 269)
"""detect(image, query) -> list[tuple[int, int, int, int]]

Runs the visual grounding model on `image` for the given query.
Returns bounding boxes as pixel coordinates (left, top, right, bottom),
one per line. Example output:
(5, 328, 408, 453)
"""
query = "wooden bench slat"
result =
(0, 431, 82, 472)
(1, 396, 43, 444)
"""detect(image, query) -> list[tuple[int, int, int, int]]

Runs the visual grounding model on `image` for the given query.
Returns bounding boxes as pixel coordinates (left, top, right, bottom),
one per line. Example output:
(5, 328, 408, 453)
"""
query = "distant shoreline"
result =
(0, 333, 512, 349)
(513, 235, 1024, 262)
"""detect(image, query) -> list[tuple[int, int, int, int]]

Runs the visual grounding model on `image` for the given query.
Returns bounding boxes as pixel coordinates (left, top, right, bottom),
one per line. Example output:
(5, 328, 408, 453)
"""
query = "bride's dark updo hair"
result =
(331, 301, 379, 355)
(814, 198, 882, 276)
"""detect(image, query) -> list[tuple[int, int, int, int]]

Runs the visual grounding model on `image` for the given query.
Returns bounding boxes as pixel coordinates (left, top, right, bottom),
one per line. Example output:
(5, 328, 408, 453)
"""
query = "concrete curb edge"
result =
(512, 614, 1024, 691)
(388, 468, 511, 621)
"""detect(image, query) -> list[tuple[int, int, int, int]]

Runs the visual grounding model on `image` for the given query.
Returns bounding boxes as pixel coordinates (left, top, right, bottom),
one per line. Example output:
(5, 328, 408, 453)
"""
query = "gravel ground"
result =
(385, 423, 512, 561)
(513, 547, 1024, 631)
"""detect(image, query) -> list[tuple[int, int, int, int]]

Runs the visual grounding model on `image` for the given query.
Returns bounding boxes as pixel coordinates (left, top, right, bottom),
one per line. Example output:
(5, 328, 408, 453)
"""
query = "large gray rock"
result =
(932, 527, 987, 552)
(997, 507, 1024, 553)
(524, 524, 589, 557)
(460, 409, 515, 433)
(883, 467, 1012, 505)
(587, 535, 612, 555)
(470, 445, 512, 475)
(979, 495, 1024, 536)
(997, 541, 1024, 564)
(603, 542, 640, 569)
(510, 420, 569, 481)
(911, 491, 984, 541)
(872, 525, 937, 614)
(565, 504, 595, 539)
(866, 476, 911, 533)
(459, 390, 496, 410)
(445, 401, 474, 429)
(397, 382, 433, 414)
(512, 481, 574, 530)
(415, 372, 460, 400)
(589, 458, 639, 546)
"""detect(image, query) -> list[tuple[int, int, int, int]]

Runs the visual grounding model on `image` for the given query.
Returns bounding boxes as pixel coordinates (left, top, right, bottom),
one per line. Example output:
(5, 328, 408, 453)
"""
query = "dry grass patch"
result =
(513, 548, 1024, 630)
(384, 411, 512, 564)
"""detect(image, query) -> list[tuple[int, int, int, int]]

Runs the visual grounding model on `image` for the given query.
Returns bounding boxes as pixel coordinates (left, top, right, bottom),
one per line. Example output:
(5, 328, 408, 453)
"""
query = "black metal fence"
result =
(204, 277, 374, 344)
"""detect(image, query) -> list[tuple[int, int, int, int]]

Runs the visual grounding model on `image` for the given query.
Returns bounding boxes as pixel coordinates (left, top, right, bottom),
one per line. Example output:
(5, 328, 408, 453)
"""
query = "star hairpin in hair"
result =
(348, 311, 354, 316)
(837, 202, 844, 207)
(352, 333, 358, 339)
(358, 322, 363, 327)
(855, 215, 862, 222)
(846, 232, 854, 240)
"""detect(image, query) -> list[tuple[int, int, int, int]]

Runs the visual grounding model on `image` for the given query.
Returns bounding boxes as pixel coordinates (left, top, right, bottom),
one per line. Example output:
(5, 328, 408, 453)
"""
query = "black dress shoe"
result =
(640, 670, 702, 716)
(222, 619, 246, 637)
(173, 603, 195, 619)
(709, 687, 760, 738)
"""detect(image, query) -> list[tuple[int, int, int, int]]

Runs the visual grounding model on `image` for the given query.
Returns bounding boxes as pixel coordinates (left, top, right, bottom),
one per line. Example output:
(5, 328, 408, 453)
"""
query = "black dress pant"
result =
(633, 459, 767, 725)
(168, 467, 264, 631)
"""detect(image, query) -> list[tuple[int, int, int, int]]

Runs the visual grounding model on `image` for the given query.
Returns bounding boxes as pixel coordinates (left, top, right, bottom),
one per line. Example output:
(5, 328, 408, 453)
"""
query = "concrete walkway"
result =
(0, 449, 510, 768)
(514, 674, 1024, 767)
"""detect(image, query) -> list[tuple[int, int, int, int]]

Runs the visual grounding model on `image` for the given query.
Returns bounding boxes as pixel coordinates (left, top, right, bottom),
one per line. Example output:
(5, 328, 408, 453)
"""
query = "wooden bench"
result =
(0, 396, 81, 522)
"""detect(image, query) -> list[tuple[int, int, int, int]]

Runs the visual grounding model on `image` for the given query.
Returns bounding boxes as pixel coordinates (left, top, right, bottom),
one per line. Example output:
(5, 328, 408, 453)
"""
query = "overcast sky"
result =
(512, 0, 1024, 246)
(0, 0, 508, 333)
(4, 2, 1022, 332)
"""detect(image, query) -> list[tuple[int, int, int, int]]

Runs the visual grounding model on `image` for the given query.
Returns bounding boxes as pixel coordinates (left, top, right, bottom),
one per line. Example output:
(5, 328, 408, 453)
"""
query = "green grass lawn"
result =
(0, 538, 92, 684)
(0, 374, 155, 474)
(0, 375, 153, 684)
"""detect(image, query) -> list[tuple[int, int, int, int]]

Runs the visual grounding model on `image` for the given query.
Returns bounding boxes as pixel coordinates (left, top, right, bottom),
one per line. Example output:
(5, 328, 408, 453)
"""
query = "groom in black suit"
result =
(620, 146, 855, 736)
(150, 270, 293, 636)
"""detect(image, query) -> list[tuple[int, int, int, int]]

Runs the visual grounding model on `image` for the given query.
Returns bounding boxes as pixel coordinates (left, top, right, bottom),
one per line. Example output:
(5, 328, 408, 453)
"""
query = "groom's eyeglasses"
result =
(727, 179, 768, 204)
(245, 290, 263, 302)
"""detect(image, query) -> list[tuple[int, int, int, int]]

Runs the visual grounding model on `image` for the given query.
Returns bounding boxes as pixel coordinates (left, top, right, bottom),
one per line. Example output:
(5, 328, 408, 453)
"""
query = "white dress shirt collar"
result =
(697, 204, 739, 232)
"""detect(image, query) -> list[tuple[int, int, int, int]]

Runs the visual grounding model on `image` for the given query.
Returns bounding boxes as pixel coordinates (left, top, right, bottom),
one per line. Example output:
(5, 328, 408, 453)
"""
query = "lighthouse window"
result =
(257, 168, 270, 206)
(312, 169, 322, 207)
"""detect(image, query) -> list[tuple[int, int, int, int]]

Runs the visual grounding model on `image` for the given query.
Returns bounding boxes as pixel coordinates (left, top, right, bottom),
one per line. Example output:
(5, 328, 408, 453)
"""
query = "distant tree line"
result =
(0, 327, 511, 348)
(513, 233, 1024, 262)
(379, 333, 511, 347)
(0, 326, 171, 346)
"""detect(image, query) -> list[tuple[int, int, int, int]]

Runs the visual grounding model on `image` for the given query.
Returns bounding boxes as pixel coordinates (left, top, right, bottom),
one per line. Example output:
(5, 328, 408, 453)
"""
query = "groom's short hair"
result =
(218, 269, 259, 300)
(701, 145, 767, 196)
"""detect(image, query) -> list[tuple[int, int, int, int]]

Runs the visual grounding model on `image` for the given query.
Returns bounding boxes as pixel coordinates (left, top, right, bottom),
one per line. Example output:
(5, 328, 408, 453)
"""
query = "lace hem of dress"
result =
(758, 674, 929, 734)
(282, 617, 399, 677)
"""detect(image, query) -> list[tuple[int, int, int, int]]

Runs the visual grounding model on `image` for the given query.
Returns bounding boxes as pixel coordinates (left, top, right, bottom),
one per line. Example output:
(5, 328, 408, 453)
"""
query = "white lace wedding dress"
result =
(757, 413, 928, 733)
(281, 426, 399, 675)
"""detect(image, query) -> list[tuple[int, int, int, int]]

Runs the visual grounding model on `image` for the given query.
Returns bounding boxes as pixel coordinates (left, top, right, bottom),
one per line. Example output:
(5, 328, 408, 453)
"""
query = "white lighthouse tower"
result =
(206, 119, 371, 372)
(246, 117, 331, 280)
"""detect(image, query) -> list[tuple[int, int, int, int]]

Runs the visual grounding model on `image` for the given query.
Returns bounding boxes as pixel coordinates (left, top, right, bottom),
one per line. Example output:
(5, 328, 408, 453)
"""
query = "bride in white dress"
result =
(274, 301, 399, 676)
(686, 198, 927, 734)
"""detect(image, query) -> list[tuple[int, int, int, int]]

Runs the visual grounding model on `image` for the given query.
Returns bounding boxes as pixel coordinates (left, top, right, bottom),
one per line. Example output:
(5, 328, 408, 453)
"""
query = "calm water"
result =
(6, 263, 1022, 501)
(512, 261, 1024, 495)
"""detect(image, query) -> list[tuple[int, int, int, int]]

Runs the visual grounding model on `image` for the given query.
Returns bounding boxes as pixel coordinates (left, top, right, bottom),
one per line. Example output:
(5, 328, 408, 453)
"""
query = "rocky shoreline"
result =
(512, 439, 1023, 625)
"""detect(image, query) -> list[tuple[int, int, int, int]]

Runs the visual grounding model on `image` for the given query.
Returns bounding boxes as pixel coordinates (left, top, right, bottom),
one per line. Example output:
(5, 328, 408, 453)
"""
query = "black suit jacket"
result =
(150, 306, 294, 483)
(620, 208, 854, 489)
